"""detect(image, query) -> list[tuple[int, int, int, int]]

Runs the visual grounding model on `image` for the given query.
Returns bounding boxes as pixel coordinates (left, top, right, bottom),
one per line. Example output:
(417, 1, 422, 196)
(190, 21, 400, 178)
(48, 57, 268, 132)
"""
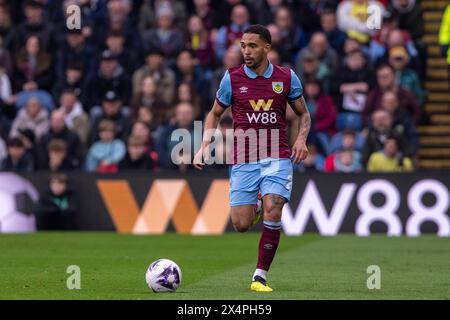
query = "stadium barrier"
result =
(1, 171, 449, 236)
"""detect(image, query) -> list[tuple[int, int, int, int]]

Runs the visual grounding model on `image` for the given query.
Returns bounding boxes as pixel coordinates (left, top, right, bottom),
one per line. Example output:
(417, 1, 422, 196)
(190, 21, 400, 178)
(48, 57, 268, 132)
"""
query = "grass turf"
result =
(0, 232, 449, 300)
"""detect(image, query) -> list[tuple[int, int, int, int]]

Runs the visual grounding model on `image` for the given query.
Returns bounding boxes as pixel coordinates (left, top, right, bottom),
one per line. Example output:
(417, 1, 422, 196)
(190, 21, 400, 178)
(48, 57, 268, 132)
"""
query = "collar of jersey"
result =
(244, 61, 273, 79)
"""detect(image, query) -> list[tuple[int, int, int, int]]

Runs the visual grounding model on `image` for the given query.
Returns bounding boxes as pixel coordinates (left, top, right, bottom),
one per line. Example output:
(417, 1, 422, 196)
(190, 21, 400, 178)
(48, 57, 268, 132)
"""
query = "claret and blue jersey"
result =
(215, 62, 303, 205)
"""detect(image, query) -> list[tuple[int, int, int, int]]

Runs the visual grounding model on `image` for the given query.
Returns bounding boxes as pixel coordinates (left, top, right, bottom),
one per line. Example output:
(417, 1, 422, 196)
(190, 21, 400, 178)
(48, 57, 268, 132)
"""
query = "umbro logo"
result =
(239, 86, 248, 93)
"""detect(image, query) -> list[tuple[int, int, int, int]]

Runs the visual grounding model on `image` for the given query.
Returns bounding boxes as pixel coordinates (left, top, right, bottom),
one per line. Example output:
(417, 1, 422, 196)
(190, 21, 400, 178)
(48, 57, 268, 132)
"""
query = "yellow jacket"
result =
(439, 5, 450, 64)
(367, 152, 413, 172)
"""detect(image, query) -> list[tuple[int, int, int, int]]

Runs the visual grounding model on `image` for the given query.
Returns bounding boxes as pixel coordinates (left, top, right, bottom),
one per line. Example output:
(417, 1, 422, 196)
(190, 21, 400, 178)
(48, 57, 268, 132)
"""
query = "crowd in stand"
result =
(0, 0, 427, 175)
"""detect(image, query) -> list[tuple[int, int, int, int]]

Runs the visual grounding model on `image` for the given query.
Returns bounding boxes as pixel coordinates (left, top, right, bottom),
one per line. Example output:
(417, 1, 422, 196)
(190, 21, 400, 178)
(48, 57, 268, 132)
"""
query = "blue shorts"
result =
(229, 157, 293, 207)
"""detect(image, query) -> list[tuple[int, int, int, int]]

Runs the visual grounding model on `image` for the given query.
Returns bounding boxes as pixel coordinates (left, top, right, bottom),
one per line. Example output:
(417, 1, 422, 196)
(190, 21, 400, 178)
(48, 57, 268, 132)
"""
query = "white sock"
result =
(252, 268, 267, 281)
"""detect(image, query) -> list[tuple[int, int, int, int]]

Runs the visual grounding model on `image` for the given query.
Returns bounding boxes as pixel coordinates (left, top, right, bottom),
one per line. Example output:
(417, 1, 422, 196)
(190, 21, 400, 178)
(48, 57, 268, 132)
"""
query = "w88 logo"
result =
(246, 112, 277, 124)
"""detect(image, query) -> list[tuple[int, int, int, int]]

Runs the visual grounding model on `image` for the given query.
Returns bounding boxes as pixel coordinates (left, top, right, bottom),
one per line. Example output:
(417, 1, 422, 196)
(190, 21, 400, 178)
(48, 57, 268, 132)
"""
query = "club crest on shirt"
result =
(272, 82, 283, 94)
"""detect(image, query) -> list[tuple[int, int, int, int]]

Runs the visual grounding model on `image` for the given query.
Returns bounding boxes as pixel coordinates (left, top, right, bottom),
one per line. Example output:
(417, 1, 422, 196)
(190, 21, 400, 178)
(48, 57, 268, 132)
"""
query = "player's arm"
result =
(193, 101, 227, 170)
(194, 70, 232, 170)
(287, 69, 311, 164)
(288, 96, 311, 164)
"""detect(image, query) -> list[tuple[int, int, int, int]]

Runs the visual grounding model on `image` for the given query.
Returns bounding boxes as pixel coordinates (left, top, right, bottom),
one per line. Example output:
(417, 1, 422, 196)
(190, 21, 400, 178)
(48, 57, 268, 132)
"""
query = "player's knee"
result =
(264, 204, 282, 221)
(232, 220, 250, 233)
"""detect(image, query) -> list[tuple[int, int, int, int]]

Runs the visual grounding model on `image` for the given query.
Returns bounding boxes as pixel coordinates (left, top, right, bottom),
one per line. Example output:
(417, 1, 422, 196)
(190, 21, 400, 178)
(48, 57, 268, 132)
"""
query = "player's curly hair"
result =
(243, 24, 272, 45)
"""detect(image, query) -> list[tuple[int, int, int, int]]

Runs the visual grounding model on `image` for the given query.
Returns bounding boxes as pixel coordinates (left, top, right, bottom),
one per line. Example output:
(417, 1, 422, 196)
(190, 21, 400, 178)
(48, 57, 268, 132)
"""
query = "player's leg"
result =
(229, 163, 261, 232)
(250, 158, 293, 292)
(230, 205, 255, 232)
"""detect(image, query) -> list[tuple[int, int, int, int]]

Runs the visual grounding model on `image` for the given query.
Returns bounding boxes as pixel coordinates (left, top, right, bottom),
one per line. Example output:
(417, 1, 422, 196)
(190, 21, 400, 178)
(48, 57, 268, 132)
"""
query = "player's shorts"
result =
(229, 157, 293, 207)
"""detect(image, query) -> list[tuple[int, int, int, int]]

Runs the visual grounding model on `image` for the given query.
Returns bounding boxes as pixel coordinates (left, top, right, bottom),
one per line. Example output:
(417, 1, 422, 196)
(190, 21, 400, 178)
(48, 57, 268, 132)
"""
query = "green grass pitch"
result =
(0, 232, 449, 299)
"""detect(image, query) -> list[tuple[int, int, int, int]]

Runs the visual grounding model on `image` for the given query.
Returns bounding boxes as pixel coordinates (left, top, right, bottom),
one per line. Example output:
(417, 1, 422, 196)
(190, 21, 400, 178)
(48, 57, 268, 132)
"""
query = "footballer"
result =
(194, 24, 311, 292)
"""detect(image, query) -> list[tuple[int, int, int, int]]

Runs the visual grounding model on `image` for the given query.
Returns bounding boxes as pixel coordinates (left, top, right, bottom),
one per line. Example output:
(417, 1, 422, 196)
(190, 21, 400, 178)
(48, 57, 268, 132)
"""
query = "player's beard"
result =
(245, 55, 263, 69)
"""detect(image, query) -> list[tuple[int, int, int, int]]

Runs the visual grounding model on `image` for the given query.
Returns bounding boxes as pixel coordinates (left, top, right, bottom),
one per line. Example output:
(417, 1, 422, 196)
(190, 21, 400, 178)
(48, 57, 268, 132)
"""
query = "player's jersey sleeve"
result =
(288, 69, 303, 101)
(215, 70, 232, 107)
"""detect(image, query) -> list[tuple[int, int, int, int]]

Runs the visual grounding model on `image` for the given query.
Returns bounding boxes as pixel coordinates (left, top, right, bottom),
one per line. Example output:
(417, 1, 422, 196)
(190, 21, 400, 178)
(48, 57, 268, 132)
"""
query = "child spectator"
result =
(35, 173, 78, 230)
(42, 139, 74, 172)
(324, 147, 363, 173)
(119, 136, 154, 170)
(1, 137, 34, 171)
(85, 120, 126, 173)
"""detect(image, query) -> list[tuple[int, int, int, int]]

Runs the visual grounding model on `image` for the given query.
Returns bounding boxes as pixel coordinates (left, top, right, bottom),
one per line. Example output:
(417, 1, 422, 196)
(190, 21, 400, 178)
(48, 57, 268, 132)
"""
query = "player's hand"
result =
(291, 140, 308, 164)
(193, 145, 210, 170)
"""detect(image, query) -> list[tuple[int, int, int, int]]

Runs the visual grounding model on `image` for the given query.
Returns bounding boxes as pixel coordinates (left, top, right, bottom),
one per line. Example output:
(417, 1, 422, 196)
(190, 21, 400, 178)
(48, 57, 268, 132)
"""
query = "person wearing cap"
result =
(89, 90, 132, 145)
(132, 49, 176, 105)
(141, 2, 184, 65)
(84, 49, 131, 109)
(388, 45, 424, 104)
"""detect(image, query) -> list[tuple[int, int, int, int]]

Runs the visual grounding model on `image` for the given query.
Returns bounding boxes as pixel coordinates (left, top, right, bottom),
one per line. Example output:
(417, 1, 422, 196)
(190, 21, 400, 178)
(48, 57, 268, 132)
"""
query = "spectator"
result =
(296, 50, 330, 86)
(132, 49, 176, 105)
(104, 29, 140, 75)
(329, 128, 366, 154)
(439, 5, 450, 73)
(211, 46, 242, 99)
(337, 0, 385, 44)
(303, 78, 338, 139)
(85, 119, 126, 173)
(296, 32, 339, 82)
(55, 28, 93, 81)
(9, 96, 49, 141)
(139, 0, 188, 32)
(177, 82, 203, 120)
(5, 0, 56, 52)
(273, 6, 307, 65)
(380, 90, 419, 155)
(192, 0, 216, 31)
(174, 50, 211, 111)
(0, 3, 12, 46)
(388, 0, 424, 41)
(59, 89, 90, 146)
(40, 138, 74, 171)
(52, 61, 86, 105)
(295, 0, 339, 33)
(293, 144, 325, 172)
(130, 120, 159, 166)
(38, 109, 83, 169)
(155, 102, 198, 169)
(215, 4, 250, 61)
(362, 109, 411, 166)
(131, 76, 170, 127)
(367, 134, 413, 172)
(388, 46, 425, 104)
(363, 63, 421, 124)
(141, 2, 185, 65)
(331, 50, 374, 113)
(185, 15, 216, 71)
(324, 147, 363, 173)
(84, 50, 131, 110)
(13, 34, 54, 93)
(0, 136, 34, 171)
(320, 9, 347, 55)
(35, 173, 78, 230)
(119, 135, 154, 170)
(90, 91, 132, 143)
